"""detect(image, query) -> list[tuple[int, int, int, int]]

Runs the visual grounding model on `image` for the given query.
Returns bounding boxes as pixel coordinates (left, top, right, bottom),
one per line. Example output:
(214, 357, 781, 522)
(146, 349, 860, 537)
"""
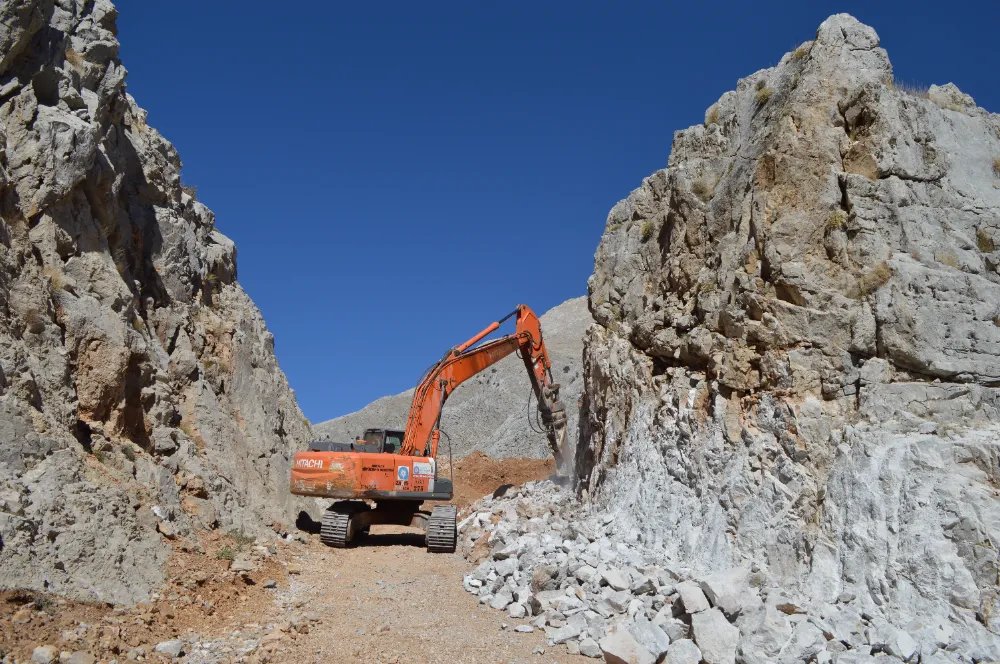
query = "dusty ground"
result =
(441, 452, 555, 509)
(0, 456, 575, 663)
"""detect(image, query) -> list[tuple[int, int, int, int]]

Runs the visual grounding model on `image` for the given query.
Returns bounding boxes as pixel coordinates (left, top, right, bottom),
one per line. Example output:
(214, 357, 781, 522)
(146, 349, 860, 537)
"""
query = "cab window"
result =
(383, 432, 403, 454)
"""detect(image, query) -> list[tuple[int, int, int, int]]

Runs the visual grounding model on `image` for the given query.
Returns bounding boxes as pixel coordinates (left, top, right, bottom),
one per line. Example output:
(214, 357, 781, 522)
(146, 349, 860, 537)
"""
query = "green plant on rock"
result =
(640, 220, 656, 242)
(216, 547, 235, 561)
(227, 529, 254, 546)
(755, 79, 773, 106)
(827, 210, 847, 232)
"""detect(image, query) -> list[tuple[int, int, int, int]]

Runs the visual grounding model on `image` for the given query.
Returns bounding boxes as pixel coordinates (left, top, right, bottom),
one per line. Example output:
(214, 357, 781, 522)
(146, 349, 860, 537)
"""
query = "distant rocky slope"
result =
(0, 1, 310, 604)
(316, 297, 588, 459)
(576, 14, 1000, 661)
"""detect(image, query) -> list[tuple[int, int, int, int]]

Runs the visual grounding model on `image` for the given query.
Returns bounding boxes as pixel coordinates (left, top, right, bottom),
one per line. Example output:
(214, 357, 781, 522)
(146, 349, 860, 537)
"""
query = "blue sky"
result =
(115, 1, 999, 424)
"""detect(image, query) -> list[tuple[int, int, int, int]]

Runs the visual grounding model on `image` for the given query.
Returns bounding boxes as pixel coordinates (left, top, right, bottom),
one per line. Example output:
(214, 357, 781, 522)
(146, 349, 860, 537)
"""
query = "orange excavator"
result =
(289, 304, 568, 552)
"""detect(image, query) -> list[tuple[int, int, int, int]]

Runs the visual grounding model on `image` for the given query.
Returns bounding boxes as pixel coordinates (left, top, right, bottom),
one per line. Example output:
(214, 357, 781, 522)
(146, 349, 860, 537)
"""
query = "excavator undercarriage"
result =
(290, 304, 567, 553)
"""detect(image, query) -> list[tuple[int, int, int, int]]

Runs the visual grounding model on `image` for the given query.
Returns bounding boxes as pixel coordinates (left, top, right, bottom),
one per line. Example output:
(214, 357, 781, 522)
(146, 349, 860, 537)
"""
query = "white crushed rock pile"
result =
(570, 12, 1000, 664)
(0, 0, 310, 605)
(315, 296, 589, 458)
(464, 480, 962, 664)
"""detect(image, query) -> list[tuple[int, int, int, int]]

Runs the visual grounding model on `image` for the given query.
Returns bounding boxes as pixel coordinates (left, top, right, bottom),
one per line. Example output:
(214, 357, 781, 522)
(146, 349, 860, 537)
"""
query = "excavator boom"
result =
(400, 304, 568, 467)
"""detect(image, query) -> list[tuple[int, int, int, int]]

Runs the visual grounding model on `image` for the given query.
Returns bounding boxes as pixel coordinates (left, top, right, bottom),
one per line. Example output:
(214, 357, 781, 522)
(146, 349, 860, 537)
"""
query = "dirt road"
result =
(259, 527, 592, 664)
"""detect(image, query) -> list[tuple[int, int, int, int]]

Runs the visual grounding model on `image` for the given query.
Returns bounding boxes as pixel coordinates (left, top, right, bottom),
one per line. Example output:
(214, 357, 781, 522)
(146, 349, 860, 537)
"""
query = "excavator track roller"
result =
(426, 504, 457, 553)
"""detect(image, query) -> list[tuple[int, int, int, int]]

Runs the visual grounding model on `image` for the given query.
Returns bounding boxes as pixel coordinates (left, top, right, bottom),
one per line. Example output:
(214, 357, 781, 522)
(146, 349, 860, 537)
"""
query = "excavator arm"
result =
(399, 304, 569, 473)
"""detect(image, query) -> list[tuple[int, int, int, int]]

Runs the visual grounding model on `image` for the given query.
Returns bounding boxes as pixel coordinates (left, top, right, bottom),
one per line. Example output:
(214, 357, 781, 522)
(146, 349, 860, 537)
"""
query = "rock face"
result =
(315, 296, 588, 458)
(0, 0, 310, 604)
(578, 13, 1000, 662)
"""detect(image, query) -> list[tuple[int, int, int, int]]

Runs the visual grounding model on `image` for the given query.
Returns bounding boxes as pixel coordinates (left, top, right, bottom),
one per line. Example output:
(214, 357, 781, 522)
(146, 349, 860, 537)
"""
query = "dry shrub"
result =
(705, 105, 720, 126)
(857, 261, 891, 296)
(976, 228, 996, 253)
(993, 157, 1000, 177)
(691, 178, 715, 202)
(755, 87, 773, 105)
(64, 48, 84, 69)
(42, 267, 68, 291)
(936, 250, 960, 269)
(884, 76, 929, 99)
(791, 43, 810, 61)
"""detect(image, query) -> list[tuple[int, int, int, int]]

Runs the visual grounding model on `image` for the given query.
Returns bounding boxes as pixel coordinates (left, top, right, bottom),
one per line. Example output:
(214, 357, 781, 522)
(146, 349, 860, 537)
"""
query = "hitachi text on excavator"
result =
(289, 304, 568, 552)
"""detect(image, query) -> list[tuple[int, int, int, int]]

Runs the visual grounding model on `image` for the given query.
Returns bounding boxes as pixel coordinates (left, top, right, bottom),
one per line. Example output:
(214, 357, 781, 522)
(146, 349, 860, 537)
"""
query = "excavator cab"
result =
(357, 428, 405, 454)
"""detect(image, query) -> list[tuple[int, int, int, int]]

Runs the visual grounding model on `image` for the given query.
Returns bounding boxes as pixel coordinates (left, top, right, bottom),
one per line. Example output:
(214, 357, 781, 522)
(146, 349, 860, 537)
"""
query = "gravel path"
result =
(262, 526, 593, 664)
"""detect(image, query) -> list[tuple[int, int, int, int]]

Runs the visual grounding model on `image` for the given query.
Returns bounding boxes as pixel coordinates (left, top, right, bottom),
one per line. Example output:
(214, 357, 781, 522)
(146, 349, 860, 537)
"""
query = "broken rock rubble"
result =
(461, 480, 963, 663)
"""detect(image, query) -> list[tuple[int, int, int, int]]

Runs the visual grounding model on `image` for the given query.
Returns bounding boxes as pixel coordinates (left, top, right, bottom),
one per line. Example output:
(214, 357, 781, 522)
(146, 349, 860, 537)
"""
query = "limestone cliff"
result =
(0, 0, 310, 604)
(578, 15, 1000, 660)
(316, 297, 589, 459)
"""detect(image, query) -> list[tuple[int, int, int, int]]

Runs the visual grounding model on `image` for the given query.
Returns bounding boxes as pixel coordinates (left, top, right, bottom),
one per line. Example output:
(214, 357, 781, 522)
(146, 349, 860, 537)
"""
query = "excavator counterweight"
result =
(290, 304, 568, 552)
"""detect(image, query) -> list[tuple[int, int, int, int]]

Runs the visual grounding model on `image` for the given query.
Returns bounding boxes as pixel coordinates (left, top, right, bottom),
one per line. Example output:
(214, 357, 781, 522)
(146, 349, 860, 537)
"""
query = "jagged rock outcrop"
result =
(316, 297, 588, 458)
(0, 0, 310, 604)
(577, 14, 1000, 662)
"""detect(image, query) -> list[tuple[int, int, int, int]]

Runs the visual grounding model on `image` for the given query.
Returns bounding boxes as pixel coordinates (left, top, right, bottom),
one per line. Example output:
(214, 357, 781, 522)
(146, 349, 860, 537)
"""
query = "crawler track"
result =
(426, 504, 457, 553)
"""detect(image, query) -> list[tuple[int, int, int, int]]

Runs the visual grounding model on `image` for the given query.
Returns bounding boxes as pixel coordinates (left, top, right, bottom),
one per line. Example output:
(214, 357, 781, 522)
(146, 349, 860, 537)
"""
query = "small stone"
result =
(263, 579, 277, 589)
(629, 616, 671, 660)
(715, 594, 742, 619)
(600, 628, 655, 664)
(156, 520, 177, 540)
(601, 568, 630, 591)
(287, 563, 303, 574)
(566, 639, 581, 655)
(776, 601, 805, 615)
(691, 608, 738, 664)
(66, 653, 97, 664)
(676, 581, 711, 614)
(31, 646, 58, 664)
(508, 603, 527, 619)
(664, 639, 702, 664)
(631, 575, 657, 595)
(515, 625, 534, 633)
(490, 588, 514, 611)
(495, 557, 518, 578)
(548, 623, 582, 645)
(229, 556, 255, 573)
(606, 589, 632, 613)
(579, 637, 602, 658)
(154, 640, 184, 658)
